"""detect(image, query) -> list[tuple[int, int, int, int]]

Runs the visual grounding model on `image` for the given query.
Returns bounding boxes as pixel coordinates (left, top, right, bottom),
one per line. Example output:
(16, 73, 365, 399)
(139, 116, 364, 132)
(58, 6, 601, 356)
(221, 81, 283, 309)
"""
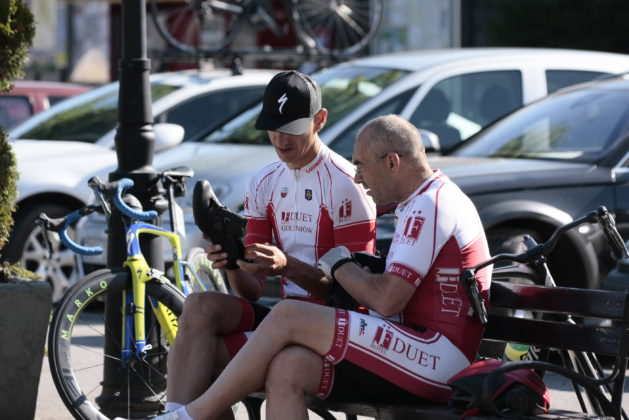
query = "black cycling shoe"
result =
(192, 179, 247, 270)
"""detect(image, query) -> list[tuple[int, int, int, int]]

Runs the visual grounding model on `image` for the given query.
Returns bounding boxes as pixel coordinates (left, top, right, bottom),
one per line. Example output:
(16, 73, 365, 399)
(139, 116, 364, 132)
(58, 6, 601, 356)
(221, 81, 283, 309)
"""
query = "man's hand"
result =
(316, 246, 354, 279)
(237, 243, 287, 276)
(205, 243, 232, 270)
(353, 251, 386, 274)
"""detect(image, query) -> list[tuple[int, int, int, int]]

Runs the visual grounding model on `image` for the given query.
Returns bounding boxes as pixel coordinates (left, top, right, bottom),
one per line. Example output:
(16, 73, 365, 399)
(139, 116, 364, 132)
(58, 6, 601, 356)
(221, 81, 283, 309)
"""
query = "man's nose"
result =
(353, 171, 363, 184)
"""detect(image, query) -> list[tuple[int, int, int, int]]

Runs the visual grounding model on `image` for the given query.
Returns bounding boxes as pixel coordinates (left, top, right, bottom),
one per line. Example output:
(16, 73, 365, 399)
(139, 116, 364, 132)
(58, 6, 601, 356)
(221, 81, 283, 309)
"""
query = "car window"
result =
(156, 86, 265, 141)
(546, 70, 608, 94)
(16, 83, 179, 142)
(202, 66, 411, 145)
(318, 66, 410, 128)
(329, 88, 416, 159)
(410, 71, 522, 152)
(48, 95, 73, 106)
(454, 87, 629, 163)
(0, 96, 32, 130)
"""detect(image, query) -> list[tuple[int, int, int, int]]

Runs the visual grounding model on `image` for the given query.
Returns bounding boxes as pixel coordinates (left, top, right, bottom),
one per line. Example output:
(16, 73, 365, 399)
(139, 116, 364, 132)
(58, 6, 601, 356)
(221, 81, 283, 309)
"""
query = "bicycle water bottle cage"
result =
(193, 179, 247, 270)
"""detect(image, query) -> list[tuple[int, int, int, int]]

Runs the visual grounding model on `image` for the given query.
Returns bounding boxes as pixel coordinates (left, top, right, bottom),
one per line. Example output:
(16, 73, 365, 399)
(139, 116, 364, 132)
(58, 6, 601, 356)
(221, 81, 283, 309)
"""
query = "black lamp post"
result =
(96, 0, 167, 416)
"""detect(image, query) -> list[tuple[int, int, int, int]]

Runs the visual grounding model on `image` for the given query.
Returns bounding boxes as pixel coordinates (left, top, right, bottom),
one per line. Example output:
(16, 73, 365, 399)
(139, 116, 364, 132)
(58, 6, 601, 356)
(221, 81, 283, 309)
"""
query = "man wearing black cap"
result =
(157, 71, 377, 420)
(140, 115, 490, 420)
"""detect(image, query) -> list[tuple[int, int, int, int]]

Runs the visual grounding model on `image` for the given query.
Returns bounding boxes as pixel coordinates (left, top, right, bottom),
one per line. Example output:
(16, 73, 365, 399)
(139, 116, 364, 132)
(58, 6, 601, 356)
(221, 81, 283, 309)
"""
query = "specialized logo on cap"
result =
(278, 93, 288, 115)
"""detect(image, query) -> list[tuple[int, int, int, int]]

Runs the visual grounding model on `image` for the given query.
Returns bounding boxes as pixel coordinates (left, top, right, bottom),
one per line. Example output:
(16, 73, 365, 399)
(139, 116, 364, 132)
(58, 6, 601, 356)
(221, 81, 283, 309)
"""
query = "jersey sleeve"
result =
(332, 179, 377, 254)
(386, 182, 457, 287)
(244, 173, 273, 246)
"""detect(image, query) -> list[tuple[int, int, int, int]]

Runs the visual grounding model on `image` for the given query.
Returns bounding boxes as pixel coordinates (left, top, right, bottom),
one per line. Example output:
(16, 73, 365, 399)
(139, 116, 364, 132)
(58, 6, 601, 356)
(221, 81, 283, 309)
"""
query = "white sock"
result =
(176, 406, 194, 420)
(165, 402, 184, 412)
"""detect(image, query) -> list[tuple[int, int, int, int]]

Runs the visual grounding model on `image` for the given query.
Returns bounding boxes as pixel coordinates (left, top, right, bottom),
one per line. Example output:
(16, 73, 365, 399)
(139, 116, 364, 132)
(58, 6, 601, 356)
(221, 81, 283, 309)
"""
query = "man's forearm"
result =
(226, 269, 265, 301)
(281, 254, 331, 299)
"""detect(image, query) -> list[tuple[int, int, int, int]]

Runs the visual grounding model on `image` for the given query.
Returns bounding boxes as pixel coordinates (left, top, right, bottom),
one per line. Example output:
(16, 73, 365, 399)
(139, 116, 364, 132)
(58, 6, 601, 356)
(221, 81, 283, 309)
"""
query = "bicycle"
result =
(462, 206, 629, 418)
(149, 0, 384, 57)
(44, 168, 232, 420)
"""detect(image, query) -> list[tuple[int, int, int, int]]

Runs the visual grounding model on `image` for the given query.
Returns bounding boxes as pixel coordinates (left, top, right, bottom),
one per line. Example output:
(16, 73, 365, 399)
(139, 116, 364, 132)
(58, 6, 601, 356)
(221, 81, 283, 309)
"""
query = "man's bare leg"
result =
(265, 346, 324, 420)
(186, 299, 337, 420)
(166, 292, 244, 408)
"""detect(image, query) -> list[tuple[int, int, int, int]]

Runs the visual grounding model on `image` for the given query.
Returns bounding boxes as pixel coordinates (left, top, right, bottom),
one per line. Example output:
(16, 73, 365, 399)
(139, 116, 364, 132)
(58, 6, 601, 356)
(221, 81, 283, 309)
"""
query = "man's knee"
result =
(264, 299, 303, 327)
(266, 346, 322, 395)
(178, 291, 237, 334)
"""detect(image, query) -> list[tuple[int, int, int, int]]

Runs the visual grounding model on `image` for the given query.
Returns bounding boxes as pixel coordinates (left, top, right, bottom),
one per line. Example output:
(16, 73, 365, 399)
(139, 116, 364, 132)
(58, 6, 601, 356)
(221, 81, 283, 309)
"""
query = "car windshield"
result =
(453, 85, 629, 163)
(203, 66, 410, 145)
(16, 83, 178, 142)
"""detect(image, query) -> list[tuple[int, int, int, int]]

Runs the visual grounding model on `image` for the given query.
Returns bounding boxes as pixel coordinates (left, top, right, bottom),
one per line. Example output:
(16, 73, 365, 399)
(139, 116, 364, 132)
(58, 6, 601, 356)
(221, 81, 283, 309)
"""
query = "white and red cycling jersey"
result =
(317, 170, 491, 403)
(244, 143, 377, 300)
(383, 169, 492, 360)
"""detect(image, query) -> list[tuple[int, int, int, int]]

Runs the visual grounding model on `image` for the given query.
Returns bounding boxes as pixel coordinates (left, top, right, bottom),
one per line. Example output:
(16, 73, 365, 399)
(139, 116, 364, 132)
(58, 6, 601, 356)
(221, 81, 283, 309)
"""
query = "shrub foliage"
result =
(0, 0, 35, 281)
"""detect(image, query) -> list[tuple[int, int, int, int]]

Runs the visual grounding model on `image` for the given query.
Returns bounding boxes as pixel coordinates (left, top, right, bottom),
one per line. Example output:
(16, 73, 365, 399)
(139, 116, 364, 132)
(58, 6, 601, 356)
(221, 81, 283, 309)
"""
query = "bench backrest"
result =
(485, 281, 629, 357)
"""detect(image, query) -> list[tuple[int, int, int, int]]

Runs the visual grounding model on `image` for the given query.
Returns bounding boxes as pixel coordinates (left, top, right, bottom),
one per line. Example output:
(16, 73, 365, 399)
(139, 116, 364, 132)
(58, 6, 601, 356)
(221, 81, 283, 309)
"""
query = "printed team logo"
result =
(280, 187, 288, 198)
(371, 325, 393, 354)
(402, 211, 425, 244)
(278, 93, 288, 114)
(359, 318, 367, 336)
(338, 199, 352, 222)
(305, 189, 313, 201)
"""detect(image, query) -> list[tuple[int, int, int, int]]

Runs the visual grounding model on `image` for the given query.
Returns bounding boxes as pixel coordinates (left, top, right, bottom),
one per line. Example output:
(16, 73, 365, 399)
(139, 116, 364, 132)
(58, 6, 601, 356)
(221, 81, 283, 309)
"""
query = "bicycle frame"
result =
(121, 221, 186, 362)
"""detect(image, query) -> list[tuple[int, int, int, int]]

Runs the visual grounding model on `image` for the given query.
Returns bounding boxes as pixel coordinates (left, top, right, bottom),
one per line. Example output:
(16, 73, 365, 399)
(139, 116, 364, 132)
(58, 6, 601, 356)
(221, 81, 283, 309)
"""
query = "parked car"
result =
(20, 47, 629, 300)
(81, 72, 629, 293)
(7, 69, 277, 302)
(10, 69, 276, 146)
(0, 80, 89, 131)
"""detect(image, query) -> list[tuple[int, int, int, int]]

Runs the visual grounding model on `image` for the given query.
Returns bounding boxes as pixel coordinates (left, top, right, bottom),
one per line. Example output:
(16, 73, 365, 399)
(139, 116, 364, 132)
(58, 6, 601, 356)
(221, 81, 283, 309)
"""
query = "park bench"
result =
(244, 279, 629, 420)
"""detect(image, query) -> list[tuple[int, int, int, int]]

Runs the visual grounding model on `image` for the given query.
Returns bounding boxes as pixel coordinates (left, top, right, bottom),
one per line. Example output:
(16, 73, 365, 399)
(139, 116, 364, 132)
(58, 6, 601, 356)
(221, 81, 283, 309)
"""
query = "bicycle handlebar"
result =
(36, 206, 103, 256)
(462, 206, 629, 325)
(88, 177, 158, 221)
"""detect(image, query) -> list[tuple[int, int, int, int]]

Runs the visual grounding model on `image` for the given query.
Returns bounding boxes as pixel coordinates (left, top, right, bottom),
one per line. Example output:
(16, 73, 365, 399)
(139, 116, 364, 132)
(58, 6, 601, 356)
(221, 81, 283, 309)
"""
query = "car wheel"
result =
(487, 227, 543, 268)
(3, 203, 79, 303)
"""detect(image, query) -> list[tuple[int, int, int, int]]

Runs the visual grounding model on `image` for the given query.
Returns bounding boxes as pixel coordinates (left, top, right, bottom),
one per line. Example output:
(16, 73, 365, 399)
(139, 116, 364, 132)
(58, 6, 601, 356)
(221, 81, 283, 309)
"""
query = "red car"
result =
(0, 80, 90, 130)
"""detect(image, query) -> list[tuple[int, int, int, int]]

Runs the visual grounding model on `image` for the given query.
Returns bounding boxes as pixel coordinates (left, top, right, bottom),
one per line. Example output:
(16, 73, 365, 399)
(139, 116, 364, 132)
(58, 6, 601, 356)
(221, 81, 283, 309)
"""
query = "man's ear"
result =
(314, 108, 328, 132)
(388, 152, 402, 173)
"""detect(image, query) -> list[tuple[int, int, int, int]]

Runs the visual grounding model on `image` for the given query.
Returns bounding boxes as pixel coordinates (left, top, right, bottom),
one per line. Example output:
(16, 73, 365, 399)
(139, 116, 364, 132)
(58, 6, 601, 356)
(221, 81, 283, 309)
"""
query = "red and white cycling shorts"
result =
(316, 309, 472, 403)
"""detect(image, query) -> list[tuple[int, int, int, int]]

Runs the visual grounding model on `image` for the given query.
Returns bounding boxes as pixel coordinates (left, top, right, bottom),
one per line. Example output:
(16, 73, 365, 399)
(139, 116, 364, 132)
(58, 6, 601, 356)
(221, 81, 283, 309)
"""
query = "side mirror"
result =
(419, 129, 441, 154)
(154, 123, 185, 153)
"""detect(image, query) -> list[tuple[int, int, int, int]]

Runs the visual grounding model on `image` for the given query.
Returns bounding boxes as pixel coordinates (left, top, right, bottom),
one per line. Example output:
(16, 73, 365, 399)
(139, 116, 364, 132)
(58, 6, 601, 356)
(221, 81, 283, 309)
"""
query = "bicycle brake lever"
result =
(35, 216, 54, 260)
(597, 206, 629, 260)
(460, 269, 488, 326)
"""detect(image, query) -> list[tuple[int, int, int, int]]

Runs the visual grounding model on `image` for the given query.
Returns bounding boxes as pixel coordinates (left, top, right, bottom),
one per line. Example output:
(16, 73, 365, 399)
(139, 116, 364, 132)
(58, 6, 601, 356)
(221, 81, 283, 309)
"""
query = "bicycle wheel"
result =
(290, 0, 384, 56)
(48, 267, 185, 420)
(185, 246, 229, 294)
(149, 0, 247, 54)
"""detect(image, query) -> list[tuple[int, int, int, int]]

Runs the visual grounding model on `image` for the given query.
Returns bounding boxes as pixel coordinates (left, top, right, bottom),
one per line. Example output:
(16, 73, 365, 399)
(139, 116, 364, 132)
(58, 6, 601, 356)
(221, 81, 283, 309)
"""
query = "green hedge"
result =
(0, 0, 34, 280)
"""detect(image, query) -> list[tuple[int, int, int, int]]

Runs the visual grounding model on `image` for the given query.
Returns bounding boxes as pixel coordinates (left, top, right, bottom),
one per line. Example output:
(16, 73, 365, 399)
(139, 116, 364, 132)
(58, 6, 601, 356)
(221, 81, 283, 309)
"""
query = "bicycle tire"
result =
(290, 0, 384, 56)
(185, 246, 229, 294)
(149, 0, 247, 55)
(48, 267, 185, 420)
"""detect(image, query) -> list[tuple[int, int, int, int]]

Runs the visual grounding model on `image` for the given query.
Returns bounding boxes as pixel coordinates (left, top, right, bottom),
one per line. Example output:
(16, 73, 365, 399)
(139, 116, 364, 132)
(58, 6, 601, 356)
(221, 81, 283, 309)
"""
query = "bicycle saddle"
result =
(192, 179, 247, 269)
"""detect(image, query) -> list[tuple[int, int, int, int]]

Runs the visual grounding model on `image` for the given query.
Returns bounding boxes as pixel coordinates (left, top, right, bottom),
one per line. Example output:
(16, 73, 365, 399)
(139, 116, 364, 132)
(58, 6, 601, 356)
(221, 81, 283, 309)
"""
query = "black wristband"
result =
(330, 257, 355, 280)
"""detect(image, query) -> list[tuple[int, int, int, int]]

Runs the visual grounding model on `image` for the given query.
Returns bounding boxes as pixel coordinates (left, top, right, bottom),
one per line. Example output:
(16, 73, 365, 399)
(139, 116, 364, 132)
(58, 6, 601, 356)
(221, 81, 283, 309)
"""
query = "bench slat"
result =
(484, 315, 629, 356)
(490, 282, 629, 320)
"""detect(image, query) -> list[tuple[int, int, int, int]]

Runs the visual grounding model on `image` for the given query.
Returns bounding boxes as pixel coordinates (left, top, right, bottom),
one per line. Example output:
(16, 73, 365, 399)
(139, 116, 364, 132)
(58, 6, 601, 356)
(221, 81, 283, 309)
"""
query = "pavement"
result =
(35, 351, 629, 420)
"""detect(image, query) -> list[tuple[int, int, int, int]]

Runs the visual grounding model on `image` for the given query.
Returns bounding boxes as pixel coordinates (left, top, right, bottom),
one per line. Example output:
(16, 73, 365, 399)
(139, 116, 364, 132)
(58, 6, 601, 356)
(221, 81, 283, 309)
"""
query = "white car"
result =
(8, 69, 277, 302)
(78, 47, 629, 283)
